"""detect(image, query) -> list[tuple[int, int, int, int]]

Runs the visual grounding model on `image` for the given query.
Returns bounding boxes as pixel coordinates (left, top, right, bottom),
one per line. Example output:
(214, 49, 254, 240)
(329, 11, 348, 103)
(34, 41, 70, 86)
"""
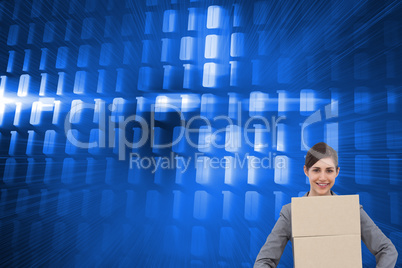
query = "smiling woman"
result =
(254, 142, 398, 268)
(304, 142, 339, 197)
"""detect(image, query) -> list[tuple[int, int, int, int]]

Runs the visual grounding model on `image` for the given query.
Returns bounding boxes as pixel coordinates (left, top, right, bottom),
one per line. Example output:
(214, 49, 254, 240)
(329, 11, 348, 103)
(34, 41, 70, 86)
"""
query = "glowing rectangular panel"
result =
(222, 191, 234, 220)
(195, 157, 211, 184)
(85, 0, 96, 12)
(249, 91, 268, 114)
(354, 53, 369, 80)
(202, 62, 217, 88)
(198, 126, 212, 153)
(57, 72, 66, 95)
(145, 190, 160, 218)
(27, 23, 35, 44)
(146, 0, 157, 6)
(141, 40, 153, 64)
(23, 49, 31, 72)
(43, 21, 55, 43)
(300, 89, 316, 113)
(278, 57, 292, 83)
(229, 60, 238, 86)
(355, 155, 371, 184)
(325, 123, 339, 151)
(56, 47, 69, 69)
(115, 68, 126, 92)
(13, 102, 22, 126)
(389, 193, 402, 225)
(274, 156, 289, 184)
(39, 48, 48, 70)
(73, 71, 87, 94)
(99, 43, 112, 66)
(254, 124, 270, 152)
(207, 5, 223, 29)
(144, 12, 153, 34)
(123, 41, 134, 65)
(3, 158, 16, 184)
(69, 100, 84, 123)
(161, 38, 172, 63)
(110, 97, 126, 123)
(116, 68, 125, 93)
(26, 131, 36, 156)
(354, 87, 370, 114)
(188, 8, 198, 31)
(7, 25, 19, 46)
(388, 155, 402, 186)
(183, 64, 195, 89)
(39, 73, 48, 96)
(121, 14, 133, 36)
(57, 189, 70, 216)
(65, 20, 73, 41)
(253, 1, 268, 25)
(354, 121, 370, 150)
(52, 101, 61, 124)
(230, 33, 244, 57)
(225, 125, 241, 152)
(233, 4, 241, 27)
(97, 70, 106, 93)
(191, 226, 207, 257)
(31, 0, 41, 17)
(193, 191, 210, 220)
(219, 227, 235, 257)
(244, 191, 261, 221)
(16, 189, 29, 214)
(276, 123, 285, 151)
(43, 130, 57, 155)
(180, 37, 194, 61)
(61, 158, 76, 184)
(77, 45, 91, 67)
(205, 35, 219, 59)
(228, 92, 240, 119)
(81, 18, 94, 39)
(30, 98, 55, 125)
(0, 75, 6, 96)
(7, 51, 15, 73)
(387, 120, 402, 149)
(17, 74, 30, 96)
(163, 10, 178, 33)
(224, 156, 236, 185)
(104, 16, 113, 38)
(172, 190, 183, 220)
(0, 103, 5, 126)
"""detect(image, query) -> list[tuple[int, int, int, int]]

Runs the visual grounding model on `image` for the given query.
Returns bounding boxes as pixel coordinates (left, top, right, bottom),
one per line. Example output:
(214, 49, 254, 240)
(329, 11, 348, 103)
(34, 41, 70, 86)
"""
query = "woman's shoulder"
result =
(280, 203, 292, 217)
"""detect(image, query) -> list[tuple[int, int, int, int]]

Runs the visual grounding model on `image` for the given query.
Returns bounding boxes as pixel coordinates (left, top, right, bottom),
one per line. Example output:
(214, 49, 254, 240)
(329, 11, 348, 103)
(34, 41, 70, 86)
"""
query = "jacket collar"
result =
(303, 190, 337, 197)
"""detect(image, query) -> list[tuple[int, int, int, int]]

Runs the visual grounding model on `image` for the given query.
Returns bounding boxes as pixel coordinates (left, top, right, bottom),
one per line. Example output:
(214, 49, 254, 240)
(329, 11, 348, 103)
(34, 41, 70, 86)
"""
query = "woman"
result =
(254, 142, 398, 267)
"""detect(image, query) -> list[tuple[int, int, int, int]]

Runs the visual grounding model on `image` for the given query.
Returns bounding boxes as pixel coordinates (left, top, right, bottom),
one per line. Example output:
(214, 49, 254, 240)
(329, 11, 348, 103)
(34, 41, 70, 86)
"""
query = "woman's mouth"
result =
(316, 183, 329, 189)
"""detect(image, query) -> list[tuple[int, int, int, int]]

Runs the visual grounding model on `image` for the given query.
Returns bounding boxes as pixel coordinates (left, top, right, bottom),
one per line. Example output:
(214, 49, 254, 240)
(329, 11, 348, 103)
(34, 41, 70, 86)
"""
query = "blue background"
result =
(0, 0, 401, 267)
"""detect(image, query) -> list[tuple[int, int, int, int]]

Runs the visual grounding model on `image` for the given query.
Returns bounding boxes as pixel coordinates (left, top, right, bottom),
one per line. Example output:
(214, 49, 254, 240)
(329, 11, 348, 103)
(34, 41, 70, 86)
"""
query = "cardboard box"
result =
(291, 195, 362, 268)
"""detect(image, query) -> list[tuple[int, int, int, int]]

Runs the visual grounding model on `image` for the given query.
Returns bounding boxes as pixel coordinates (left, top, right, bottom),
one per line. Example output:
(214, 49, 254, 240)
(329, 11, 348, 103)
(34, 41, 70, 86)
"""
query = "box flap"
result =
(291, 195, 360, 237)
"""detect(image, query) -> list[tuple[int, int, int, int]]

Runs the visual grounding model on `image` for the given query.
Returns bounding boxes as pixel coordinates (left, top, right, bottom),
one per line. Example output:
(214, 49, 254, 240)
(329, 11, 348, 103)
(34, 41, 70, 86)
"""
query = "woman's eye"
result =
(327, 170, 333, 173)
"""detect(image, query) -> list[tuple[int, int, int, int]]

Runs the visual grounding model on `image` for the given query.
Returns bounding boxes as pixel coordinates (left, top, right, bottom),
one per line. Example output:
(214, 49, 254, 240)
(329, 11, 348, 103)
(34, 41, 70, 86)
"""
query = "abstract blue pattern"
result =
(0, 0, 401, 267)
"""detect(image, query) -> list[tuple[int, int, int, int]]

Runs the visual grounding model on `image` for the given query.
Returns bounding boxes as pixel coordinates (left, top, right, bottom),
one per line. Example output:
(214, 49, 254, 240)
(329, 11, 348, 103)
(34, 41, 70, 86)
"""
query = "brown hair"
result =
(305, 142, 338, 171)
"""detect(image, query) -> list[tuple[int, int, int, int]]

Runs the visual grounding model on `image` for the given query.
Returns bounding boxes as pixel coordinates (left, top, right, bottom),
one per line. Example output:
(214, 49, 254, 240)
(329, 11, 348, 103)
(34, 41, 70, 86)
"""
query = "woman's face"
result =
(304, 157, 339, 196)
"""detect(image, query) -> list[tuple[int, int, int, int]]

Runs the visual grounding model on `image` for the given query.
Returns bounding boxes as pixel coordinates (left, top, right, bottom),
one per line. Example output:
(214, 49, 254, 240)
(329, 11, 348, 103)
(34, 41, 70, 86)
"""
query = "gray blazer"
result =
(254, 191, 398, 268)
